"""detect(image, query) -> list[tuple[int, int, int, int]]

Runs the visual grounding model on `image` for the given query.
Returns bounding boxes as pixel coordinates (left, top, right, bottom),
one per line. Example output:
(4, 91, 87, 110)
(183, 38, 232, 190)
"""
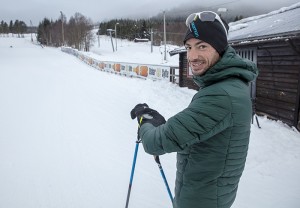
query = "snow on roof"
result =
(169, 47, 186, 56)
(228, 2, 300, 42)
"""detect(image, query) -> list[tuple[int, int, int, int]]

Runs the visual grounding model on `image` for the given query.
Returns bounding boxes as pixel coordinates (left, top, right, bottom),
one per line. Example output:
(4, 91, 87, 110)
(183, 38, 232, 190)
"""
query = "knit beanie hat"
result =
(183, 12, 229, 55)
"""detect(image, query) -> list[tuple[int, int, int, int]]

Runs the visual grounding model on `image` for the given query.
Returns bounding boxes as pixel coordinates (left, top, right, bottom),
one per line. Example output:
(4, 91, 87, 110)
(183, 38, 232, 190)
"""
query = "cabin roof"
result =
(228, 2, 300, 43)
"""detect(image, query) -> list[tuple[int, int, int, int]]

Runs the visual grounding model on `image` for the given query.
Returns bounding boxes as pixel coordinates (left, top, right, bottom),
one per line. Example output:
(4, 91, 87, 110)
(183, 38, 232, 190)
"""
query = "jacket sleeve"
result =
(139, 91, 233, 155)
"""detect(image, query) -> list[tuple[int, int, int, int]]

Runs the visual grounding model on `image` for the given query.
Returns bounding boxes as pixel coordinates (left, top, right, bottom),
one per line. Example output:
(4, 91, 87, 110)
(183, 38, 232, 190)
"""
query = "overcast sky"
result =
(0, 0, 299, 26)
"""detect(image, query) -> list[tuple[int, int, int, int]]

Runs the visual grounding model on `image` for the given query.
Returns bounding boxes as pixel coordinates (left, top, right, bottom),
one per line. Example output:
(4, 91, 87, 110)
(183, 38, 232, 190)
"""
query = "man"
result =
(131, 11, 258, 208)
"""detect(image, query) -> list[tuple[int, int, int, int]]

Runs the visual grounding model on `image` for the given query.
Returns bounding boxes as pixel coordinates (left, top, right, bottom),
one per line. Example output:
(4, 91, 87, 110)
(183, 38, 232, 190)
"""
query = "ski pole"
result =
(154, 155, 174, 204)
(125, 138, 141, 208)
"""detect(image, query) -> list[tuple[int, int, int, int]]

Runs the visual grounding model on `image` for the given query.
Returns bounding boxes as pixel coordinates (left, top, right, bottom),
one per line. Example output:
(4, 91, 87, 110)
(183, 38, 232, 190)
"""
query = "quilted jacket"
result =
(139, 46, 259, 208)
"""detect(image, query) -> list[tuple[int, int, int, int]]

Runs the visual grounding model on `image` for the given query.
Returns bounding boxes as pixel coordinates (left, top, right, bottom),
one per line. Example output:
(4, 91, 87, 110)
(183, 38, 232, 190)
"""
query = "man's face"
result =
(185, 38, 220, 76)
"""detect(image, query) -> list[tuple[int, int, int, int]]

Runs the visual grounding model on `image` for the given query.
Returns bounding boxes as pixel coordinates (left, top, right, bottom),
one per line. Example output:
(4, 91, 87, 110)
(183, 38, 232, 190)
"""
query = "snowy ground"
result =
(0, 35, 299, 208)
(87, 34, 180, 66)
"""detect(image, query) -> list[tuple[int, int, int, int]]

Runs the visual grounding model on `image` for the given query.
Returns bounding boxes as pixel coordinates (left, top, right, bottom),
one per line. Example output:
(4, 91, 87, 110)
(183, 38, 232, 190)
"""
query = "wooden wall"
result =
(254, 37, 300, 129)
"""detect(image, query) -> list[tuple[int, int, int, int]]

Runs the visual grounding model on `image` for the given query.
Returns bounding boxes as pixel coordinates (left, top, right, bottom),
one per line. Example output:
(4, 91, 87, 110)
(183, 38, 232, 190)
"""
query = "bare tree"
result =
(84, 29, 94, 51)
(35, 12, 94, 49)
(66, 12, 94, 51)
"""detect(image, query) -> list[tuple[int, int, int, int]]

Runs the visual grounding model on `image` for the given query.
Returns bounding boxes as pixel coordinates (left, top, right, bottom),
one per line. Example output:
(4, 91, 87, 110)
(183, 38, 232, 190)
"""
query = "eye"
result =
(185, 45, 191, 51)
(197, 44, 207, 50)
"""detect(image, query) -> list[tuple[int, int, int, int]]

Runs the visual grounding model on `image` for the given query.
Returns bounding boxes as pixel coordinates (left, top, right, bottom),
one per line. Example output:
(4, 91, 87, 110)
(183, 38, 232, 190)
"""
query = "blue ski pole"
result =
(154, 155, 174, 204)
(125, 138, 141, 208)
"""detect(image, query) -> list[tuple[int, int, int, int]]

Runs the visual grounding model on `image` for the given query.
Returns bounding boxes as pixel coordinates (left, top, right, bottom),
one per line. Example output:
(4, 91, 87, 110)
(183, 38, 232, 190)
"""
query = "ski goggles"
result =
(185, 11, 228, 37)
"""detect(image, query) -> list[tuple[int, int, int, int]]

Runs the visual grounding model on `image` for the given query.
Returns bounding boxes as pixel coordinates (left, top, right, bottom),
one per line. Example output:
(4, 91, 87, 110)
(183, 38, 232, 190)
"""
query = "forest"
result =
(0, 11, 244, 50)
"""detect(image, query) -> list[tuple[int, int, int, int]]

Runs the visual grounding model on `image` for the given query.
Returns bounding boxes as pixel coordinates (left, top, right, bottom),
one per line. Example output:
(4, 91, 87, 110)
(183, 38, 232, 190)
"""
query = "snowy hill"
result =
(0, 35, 299, 208)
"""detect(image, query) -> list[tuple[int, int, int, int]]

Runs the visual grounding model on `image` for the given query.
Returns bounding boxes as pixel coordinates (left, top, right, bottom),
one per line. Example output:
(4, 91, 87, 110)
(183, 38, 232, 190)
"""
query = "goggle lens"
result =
(185, 11, 228, 36)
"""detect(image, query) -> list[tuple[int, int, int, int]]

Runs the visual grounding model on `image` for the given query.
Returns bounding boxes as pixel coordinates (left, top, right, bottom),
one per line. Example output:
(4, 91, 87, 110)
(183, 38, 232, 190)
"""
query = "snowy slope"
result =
(0, 36, 300, 208)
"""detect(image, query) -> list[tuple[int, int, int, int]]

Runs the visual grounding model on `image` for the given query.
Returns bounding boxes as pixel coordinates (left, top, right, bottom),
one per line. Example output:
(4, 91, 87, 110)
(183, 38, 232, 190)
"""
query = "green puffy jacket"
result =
(139, 46, 258, 208)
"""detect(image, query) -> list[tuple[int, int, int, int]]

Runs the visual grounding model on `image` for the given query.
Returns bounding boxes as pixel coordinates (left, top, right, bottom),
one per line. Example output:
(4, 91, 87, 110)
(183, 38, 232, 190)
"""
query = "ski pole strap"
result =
(135, 116, 143, 143)
(138, 116, 143, 128)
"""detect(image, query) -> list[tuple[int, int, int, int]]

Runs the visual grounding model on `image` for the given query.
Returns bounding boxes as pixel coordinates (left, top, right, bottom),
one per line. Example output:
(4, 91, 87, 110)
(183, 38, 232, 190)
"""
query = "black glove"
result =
(130, 103, 166, 127)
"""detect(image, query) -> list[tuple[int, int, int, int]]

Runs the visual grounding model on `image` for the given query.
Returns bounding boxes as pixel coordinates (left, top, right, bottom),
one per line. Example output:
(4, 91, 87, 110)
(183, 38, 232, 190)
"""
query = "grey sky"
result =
(0, 0, 299, 26)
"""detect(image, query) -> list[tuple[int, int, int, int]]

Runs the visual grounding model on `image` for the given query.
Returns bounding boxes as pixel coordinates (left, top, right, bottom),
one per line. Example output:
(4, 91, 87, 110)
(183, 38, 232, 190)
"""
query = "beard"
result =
(189, 59, 209, 76)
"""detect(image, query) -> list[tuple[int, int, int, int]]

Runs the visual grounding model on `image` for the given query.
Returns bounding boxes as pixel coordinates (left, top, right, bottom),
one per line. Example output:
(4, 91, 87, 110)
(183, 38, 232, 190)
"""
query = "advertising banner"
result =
(61, 47, 171, 82)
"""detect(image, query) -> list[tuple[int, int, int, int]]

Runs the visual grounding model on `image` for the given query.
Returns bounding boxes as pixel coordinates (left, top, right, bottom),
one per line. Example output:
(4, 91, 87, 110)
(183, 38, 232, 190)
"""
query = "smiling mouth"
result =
(190, 61, 205, 68)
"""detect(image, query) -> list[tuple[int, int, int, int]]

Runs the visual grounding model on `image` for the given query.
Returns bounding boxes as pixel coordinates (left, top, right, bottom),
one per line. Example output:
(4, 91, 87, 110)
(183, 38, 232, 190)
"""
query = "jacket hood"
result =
(193, 46, 259, 88)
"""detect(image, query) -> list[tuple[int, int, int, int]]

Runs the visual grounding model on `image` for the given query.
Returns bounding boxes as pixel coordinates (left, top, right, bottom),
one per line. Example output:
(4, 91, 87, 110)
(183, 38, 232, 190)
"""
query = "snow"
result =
(0, 34, 300, 208)
(87, 35, 179, 66)
(228, 2, 300, 41)
(229, 2, 300, 28)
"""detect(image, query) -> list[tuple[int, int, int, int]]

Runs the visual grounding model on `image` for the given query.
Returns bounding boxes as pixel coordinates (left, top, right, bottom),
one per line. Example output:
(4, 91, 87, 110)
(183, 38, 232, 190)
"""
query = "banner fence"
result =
(62, 47, 177, 82)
